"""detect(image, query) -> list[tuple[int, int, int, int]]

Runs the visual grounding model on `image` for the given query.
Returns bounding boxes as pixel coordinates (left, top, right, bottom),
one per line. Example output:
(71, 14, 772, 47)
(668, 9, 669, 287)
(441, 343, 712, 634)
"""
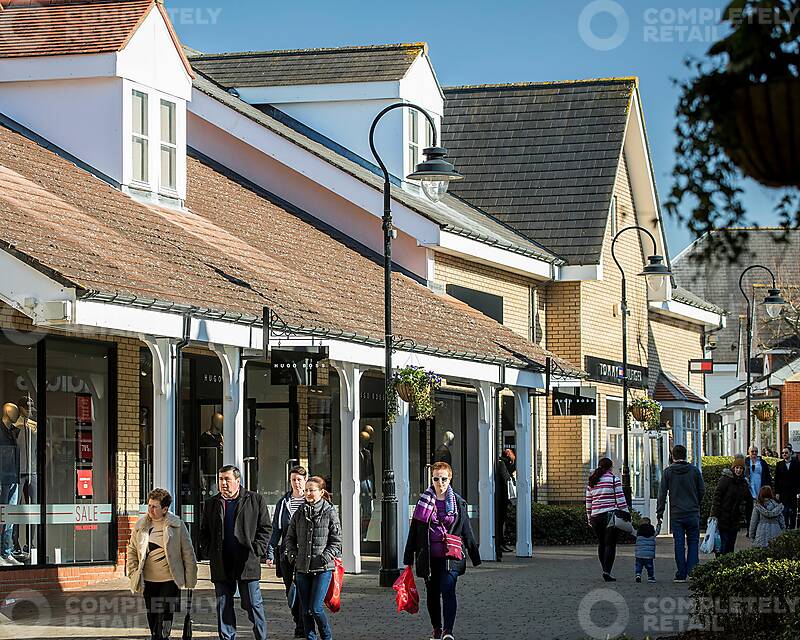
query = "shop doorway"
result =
(408, 390, 480, 541)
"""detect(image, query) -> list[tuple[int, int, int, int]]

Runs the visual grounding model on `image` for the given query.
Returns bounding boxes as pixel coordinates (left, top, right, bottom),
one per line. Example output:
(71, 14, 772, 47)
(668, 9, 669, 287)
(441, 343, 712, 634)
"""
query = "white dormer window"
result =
(132, 90, 149, 184)
(408, 109, 419, 173)
(160, 99, 177, 192)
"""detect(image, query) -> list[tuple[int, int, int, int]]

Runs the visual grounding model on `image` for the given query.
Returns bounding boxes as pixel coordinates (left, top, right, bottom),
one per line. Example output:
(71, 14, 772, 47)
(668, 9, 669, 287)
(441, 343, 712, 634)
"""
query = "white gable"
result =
(117, 5, 191, 101)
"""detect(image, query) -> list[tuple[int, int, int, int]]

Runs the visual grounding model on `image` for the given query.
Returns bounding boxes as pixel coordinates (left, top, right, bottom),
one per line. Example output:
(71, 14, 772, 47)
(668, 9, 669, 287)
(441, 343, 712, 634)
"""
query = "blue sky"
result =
(169, 0, 782, 257)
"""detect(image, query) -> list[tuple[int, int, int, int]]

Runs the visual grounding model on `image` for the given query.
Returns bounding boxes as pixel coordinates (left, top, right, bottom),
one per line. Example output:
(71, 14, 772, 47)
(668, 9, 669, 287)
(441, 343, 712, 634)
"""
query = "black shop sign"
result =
(585, 356, 648, 389)
(552, 388, 597, 416)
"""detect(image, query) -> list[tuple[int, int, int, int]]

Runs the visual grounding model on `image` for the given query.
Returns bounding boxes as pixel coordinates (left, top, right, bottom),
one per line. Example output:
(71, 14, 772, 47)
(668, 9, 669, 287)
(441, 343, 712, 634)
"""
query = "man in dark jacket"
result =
(200, 465, 271, 640)
(266, 466, 307, 638)
(775, 447, 800, 529)
(656, 445, 705, 582)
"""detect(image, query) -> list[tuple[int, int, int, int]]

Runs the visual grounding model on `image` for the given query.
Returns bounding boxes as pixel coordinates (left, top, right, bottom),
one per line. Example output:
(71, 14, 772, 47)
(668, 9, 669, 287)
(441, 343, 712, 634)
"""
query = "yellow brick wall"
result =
(433, 252, 542, 341)
(0, 302, 141, 515)
(542, 154, 653, 502)
(649, 314, 706, 397)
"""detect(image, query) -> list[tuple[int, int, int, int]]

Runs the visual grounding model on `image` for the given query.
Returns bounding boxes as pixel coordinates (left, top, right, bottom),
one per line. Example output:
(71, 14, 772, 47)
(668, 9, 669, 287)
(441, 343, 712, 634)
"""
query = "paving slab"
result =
(0, 537, 716, 640)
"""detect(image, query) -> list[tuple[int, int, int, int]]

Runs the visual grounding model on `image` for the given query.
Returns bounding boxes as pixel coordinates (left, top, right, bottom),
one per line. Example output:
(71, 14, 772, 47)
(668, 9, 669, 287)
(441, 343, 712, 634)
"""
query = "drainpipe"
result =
(174, 314, 191, 510)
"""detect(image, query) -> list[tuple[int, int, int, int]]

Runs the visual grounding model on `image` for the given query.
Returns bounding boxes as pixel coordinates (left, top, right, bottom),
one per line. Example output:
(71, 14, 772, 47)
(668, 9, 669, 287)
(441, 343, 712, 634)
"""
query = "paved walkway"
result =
(0, 538, 711, 640)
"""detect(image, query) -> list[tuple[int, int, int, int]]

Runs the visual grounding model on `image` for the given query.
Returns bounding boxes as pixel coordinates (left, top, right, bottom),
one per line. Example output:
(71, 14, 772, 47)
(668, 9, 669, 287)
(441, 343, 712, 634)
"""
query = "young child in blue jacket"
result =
(635, 517, 658, 582)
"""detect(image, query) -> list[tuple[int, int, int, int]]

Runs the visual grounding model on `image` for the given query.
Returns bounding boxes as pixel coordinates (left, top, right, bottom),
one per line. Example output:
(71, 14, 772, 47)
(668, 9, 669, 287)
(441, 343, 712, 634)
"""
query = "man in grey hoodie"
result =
(656, 445, 705, 583)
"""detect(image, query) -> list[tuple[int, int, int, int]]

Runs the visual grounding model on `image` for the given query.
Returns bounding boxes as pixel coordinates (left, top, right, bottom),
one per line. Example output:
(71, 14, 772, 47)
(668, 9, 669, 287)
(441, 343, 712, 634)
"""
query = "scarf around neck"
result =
(412, 485, 457, 523)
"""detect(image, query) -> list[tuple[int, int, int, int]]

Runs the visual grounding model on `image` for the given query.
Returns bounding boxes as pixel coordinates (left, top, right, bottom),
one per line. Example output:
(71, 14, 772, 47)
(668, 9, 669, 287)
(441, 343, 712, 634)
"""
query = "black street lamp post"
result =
(738, 265, 786, 449)
(611, 226, 672, 508)
(369, 103, 462, 587)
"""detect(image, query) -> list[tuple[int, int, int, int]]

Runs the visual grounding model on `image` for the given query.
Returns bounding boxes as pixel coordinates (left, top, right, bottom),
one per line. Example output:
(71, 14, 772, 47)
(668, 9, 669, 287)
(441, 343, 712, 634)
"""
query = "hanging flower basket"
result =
(395, 382, 414, 404)
(753, 402, 776, 423)
(628, 397, 663, 431)
(387, 366, 442, 426)
(716, 79, 800, 188)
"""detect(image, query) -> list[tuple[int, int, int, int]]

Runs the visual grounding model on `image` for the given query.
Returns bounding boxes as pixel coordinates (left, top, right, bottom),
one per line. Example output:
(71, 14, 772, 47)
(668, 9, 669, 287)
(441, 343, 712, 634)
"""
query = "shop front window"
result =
(45, 339, 114, 564)
(0, 337, 39, 567)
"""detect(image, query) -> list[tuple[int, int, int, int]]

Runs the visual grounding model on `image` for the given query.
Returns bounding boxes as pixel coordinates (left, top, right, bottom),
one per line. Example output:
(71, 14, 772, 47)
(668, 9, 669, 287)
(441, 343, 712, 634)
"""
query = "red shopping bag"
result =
(324, 558, 345, 613)
(393, 566, 419, 614)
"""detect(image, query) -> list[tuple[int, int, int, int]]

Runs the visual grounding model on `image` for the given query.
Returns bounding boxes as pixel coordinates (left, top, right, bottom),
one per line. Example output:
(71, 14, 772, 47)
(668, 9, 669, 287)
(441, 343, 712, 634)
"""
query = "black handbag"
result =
(182, 589, 193, 640)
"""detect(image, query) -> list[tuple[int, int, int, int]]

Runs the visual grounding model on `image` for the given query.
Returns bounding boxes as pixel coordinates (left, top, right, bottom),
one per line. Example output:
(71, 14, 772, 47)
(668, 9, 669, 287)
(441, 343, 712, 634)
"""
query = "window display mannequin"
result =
(199, 413, 224, 497)
(0, 402, 21, 566)
(433, 431, 455, 466)
(14, 395, 36, 561)
(359, 430, 375, 541)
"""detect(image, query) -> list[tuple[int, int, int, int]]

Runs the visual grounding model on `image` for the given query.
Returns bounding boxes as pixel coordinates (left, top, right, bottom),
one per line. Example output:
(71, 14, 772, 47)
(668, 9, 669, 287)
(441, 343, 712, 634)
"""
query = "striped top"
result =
(288, 496, 305, 518)
(585, 471, 628, 518)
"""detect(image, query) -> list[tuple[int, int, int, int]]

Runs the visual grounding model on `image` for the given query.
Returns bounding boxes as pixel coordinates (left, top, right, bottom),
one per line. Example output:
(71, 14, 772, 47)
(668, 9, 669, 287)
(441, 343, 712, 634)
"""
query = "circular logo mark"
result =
(577, 587, 630, 639)
(577, 0, 630, 51)
(0, 588, 52, 625)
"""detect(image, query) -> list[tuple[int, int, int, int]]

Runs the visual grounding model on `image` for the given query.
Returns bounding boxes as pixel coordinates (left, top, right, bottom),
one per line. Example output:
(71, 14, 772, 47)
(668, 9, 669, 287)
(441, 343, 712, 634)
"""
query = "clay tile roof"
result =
(0, 0, 192, 76)
(188, 43, 426, 88)
(653, 371, 707, 405)
(0, 117, 580, 375)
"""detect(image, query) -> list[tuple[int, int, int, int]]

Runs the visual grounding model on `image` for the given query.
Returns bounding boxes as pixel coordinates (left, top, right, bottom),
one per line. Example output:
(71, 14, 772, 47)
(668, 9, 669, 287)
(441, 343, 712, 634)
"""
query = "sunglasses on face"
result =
(783, 452, 791, 456)
(432, 477, 450, 483)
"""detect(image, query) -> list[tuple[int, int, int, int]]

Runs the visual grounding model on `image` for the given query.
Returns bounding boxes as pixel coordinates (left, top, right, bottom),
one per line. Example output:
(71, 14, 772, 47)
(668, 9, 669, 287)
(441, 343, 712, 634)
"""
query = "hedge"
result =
(700, 455, 778, 527)
(530, 503, 641, 546)
(688, 529, 800, 637)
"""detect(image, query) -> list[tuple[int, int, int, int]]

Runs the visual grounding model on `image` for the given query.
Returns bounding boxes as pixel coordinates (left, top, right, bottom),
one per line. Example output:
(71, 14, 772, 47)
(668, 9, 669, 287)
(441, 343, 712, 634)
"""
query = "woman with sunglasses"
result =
(404, 461, 481, 640)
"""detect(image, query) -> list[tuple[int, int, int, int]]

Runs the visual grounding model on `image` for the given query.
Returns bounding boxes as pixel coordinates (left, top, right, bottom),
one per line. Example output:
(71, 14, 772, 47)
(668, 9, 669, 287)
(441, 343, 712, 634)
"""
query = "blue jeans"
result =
(426, 557, 459, 633)
(0, 482, 18, 557)
(718, 527, 738, 555)
(214, 579, 267, 640)
(671, 515, 700, 579)
(295, 570, 333, 640)
(635, 558, 654, 578)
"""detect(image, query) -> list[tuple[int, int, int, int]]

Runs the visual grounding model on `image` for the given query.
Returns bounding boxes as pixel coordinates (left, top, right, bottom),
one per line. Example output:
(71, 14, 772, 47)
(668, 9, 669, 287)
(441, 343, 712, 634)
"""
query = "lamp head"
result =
(406, 146, 463, 203)
(639, 254, 672, 292)
(763, 287, 786, 319)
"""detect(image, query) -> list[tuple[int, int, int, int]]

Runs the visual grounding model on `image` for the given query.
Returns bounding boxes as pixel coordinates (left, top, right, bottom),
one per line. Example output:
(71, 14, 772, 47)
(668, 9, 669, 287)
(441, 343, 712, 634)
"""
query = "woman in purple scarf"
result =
(403, 462, 481, 640)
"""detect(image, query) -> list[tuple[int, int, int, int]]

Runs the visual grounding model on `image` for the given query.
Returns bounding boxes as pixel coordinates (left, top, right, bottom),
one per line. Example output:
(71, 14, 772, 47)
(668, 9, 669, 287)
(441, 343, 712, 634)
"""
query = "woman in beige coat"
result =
(127, 488, 198, 640)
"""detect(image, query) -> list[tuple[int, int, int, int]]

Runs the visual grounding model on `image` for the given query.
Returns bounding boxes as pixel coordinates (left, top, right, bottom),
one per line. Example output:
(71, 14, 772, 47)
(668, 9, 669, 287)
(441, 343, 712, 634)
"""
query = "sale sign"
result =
(76, 429, 93, 462)
(76, 469, 93, 498)
(75, 393, 93, 425)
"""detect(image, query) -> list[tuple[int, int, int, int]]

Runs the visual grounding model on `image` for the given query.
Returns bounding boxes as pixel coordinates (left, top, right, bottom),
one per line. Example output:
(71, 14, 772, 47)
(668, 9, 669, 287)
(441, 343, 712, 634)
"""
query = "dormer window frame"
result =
(131, 89, 149, 187)
(407, 108, 420, 177)
(159, 98, 177, 194)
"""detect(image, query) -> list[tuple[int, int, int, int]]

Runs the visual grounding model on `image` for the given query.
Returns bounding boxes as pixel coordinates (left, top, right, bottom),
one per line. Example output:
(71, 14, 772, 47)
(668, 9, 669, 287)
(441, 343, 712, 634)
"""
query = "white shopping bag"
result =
(701, 517, 718, 554)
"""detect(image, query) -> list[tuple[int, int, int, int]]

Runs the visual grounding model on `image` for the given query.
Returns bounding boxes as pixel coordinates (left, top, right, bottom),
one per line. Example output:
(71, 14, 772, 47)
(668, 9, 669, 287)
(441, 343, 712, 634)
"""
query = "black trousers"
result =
(143, 580, 180, 640)
(279, 554, 302, 632)
(590, 512, 619, 575)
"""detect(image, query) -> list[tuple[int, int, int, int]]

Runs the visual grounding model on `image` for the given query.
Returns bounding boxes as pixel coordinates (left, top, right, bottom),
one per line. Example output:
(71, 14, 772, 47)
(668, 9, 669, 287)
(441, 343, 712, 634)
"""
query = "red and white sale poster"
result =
(76, 429, 93, 462)
(76, 469, 93, 498)
(75, 393, 93, 426)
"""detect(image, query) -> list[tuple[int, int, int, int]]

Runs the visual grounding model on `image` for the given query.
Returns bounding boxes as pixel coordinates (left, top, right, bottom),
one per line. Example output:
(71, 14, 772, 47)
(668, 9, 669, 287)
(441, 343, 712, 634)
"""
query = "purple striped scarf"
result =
(412, 486, 457, 523)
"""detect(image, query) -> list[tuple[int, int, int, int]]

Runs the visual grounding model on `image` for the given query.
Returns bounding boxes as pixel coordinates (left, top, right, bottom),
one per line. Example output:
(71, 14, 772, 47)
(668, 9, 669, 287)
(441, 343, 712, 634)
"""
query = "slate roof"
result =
(188, 43, 425, 87)
(672, 229, 800, 364)
(654, 371, 707, 405)
(0, 113, 580, 375)
(0, 0, 193, 75)
(441, 79, 636, 265)
(671, 286, 726, 315)
(191, 71, 561, 265)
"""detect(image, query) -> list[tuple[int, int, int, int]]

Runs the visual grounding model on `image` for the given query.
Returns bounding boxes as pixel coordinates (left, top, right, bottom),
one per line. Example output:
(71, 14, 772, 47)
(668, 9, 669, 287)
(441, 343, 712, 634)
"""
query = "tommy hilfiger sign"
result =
(585, 356, 648, 389)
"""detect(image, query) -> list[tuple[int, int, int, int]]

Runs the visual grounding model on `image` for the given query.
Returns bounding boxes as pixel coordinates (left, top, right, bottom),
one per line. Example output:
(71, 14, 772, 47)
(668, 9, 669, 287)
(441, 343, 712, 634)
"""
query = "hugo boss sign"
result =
(585, 356, 648, 389)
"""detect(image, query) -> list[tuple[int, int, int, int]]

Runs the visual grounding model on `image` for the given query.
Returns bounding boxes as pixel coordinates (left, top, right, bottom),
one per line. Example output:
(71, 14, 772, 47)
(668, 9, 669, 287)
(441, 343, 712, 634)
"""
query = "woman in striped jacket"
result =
(585, 457, 629, 581)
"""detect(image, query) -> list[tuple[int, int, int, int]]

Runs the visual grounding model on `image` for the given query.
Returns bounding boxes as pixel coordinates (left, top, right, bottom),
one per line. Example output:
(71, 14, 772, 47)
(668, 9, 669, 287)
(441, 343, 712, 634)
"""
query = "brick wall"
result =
(648, 314, 706, 396)
(433, 252, 542, 341)
(0, 301, 142, 587)
(781, 380, 800, 446)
